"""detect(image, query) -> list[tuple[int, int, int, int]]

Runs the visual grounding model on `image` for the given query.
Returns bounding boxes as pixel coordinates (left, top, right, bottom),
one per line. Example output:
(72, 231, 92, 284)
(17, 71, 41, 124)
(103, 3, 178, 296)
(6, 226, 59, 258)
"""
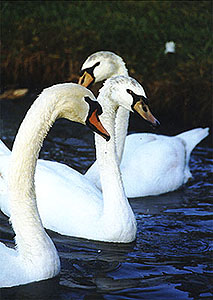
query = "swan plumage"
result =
(0, 82, 110, 287)
(0, 76, 157, 243)
(79, 51, 209, 197)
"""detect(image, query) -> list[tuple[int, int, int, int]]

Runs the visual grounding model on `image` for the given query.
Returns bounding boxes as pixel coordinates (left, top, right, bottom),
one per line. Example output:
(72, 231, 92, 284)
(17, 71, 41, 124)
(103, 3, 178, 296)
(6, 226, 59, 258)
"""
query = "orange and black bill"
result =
(133, 99, 160, 128)
(78, 70, 94, 88)
(127, 90, 160, 128)
(85, 97, 110, 141)
(78, 62, 100, 88)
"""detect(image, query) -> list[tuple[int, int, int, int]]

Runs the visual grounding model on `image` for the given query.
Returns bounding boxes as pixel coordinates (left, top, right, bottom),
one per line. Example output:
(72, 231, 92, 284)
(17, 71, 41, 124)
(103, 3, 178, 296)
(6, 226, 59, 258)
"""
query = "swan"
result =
(0, 76, 158, 243)
(0, 82, 110, 288)
(78, 50, 209, 197)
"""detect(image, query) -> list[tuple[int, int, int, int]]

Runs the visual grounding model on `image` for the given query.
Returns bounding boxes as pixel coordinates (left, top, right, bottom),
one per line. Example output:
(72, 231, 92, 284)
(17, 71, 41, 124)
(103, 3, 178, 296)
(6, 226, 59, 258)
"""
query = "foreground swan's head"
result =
(43, 83, 110, 141)
(78, 51, 127, 87)
(100, 76, 160, 127)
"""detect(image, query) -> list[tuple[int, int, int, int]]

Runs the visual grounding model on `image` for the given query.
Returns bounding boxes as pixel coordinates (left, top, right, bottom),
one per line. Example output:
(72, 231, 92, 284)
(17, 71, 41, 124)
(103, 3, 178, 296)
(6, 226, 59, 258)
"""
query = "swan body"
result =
(0, 82, 109, 287)
(79, 51, 209, 197)
(0, 76, 156, 244)
(86, 128, 209, 197)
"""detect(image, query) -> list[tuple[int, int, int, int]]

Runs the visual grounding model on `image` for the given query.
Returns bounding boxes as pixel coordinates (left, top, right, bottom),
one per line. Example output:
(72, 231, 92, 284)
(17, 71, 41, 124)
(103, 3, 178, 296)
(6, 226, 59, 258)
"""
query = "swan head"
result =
(78, 51, 128, 87)
(52, 83, 110, 141)
(101, 76, 160, 128)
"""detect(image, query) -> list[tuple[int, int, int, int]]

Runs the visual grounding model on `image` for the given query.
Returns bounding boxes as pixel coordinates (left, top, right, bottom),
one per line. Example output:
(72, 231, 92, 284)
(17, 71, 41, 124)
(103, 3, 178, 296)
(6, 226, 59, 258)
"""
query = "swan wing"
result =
(0, 156, 103, 237)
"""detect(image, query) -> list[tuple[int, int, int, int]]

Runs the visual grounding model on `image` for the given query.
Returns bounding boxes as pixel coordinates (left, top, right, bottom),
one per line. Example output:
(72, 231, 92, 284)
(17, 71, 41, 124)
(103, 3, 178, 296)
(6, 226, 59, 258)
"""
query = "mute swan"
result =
(78, 51, 209, 197)
(0, 76, 158, 243)
(0, 82, 110, 288)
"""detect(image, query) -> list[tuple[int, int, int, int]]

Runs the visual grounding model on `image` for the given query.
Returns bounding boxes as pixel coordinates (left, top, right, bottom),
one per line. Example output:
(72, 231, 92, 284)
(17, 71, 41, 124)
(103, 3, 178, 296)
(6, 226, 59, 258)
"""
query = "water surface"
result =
(0, 96, 212, 299)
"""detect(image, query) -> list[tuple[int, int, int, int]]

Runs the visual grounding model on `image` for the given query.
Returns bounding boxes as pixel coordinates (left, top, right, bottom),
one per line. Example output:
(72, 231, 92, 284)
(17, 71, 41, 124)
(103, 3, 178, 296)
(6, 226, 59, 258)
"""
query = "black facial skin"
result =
(79, 62, 100, 88)
(126, 89, 160, 128)
(126, 89, 149, 111)
(84, 96, 103, 117)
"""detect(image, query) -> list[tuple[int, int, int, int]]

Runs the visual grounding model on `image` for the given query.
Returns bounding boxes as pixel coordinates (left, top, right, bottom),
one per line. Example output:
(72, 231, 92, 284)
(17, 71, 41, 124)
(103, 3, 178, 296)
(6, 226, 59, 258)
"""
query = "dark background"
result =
(0, 1, 212, 144)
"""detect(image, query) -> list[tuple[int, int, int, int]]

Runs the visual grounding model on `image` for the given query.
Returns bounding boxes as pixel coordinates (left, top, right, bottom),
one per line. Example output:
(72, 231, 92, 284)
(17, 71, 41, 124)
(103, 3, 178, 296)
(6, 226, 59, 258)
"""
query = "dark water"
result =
(0, 95, 212, 300)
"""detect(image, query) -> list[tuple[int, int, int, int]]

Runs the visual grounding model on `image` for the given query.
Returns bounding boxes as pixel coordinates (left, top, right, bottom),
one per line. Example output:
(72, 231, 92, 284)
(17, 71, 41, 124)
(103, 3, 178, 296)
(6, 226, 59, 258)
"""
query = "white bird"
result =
(0, 82, 110, 288)
(0, 76, 157, 243)
(164, 41, 176, 54)
(78, 51, 209, 197)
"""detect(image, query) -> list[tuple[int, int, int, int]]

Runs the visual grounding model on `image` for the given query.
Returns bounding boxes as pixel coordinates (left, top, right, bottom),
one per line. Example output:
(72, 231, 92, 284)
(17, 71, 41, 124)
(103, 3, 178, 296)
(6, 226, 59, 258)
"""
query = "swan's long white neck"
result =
(8, 93, 59, 265)
(112, 64, 129, 164)
(95, 88, 136, 240)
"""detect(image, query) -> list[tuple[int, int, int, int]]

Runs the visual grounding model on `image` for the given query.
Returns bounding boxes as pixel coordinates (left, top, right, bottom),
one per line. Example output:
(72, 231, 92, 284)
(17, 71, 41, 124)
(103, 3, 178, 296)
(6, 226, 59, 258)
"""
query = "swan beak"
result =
(78, 71, 94, 88)
(86, 109, 110, 141)
(133, 100, 160, 128)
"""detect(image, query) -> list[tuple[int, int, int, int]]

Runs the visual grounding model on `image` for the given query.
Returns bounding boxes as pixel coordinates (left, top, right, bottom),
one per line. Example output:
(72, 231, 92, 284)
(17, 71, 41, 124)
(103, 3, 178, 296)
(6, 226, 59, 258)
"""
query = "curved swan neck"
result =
(8, 93, 59, 259)
(114, 60, 128, 77)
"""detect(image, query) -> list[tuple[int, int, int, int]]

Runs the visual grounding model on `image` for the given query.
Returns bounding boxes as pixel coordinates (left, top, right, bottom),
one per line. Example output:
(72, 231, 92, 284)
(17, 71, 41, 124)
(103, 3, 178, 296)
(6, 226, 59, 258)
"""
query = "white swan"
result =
(0, 76, 157, 243)
(78, 51, 209, 197)
(0, 82, 110, 288)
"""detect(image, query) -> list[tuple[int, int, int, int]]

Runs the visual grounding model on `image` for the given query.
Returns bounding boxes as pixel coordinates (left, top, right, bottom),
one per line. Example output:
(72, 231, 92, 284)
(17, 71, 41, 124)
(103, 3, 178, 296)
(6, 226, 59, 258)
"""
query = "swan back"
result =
(176, 127, 209, 161)
(176, 127, 210, 182)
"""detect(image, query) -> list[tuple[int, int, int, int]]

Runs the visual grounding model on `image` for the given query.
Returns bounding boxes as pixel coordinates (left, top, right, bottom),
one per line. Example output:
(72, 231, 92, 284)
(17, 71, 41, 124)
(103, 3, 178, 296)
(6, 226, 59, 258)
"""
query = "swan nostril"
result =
(142, 105, 147, 112)
(80, 74, 85, 85)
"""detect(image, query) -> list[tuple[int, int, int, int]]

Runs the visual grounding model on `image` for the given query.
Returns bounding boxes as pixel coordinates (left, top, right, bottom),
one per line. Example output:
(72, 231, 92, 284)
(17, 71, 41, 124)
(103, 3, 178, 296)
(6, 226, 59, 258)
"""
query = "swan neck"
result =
(111, 64, 129, 164)
(8, 95, 59, 259)
(116, 63, 128, 77)
(115, 107, 130, 163)
(94, 96, 129, 216)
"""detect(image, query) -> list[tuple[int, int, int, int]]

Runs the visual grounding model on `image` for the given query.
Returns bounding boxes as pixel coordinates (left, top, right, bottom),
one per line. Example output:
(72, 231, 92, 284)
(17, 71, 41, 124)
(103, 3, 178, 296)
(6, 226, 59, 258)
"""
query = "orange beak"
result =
(87, 109, 110, 141)
(78, 71, 94, 88)
(133, 100, 160, 128)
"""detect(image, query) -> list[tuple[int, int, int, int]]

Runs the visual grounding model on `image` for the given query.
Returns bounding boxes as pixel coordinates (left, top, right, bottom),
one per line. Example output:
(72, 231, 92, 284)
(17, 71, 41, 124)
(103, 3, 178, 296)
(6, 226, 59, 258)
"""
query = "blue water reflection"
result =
(0, 95, 212, 299)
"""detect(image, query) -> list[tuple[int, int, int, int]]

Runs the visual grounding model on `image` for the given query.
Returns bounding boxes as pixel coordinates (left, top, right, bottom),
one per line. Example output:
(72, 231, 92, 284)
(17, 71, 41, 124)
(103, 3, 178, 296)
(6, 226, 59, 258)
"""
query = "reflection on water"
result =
(0, 96, 212, 299)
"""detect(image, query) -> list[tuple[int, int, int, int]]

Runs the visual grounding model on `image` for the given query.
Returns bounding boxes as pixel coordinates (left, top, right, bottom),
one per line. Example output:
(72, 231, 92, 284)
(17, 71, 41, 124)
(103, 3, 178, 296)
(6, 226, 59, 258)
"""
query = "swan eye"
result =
(127, 89, 133, 95)
(126, 89, 141, 102)
(126, 89, 149, 112)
